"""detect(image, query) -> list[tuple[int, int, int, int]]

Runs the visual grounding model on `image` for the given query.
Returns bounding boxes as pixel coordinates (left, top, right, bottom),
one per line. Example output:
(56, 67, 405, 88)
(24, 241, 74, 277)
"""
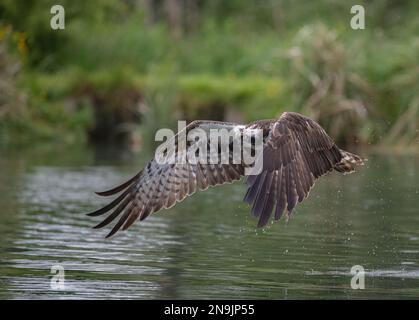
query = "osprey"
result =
(88, 112, 364, 238)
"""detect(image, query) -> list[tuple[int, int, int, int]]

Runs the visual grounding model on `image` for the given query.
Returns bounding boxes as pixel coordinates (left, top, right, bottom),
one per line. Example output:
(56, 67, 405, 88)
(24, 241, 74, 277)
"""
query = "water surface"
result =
(0, 145, 418, 299)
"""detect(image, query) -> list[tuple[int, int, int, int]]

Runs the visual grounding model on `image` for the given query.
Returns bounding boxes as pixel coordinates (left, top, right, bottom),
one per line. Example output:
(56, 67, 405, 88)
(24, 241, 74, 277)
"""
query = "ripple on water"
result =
(0, 154, 418, 299)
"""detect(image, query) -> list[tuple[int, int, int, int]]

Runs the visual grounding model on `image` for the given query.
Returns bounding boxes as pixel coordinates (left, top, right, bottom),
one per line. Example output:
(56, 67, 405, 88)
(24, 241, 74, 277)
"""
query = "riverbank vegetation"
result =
(0, 0, 418, 151)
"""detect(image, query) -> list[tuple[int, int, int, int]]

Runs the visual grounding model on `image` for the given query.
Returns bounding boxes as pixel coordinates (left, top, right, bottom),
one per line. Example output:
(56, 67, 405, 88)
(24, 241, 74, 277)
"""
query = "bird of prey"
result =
(87, 112, 364, 238)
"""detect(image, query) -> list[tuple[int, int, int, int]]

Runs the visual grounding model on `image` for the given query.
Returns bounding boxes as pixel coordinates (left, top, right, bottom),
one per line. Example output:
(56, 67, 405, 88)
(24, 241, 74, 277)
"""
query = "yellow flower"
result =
(16, 32, 27, 56)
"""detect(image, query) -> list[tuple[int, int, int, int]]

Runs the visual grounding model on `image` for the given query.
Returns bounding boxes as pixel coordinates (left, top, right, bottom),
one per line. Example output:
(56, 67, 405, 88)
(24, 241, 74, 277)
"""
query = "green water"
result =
(0, 145, 419, 299)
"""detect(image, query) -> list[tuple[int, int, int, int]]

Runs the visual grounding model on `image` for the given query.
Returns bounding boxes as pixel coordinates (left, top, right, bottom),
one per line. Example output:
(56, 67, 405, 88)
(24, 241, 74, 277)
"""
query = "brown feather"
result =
(88, 114, 364, 237)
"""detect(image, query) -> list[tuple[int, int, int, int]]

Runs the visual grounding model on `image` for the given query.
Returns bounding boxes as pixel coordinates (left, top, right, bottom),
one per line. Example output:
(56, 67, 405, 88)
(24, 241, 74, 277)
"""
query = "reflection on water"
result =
(0, 145, 419, 299)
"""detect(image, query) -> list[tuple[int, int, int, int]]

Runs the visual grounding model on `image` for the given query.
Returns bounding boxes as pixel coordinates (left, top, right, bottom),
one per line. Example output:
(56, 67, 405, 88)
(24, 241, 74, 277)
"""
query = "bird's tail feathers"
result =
(334, 150, 365, 174)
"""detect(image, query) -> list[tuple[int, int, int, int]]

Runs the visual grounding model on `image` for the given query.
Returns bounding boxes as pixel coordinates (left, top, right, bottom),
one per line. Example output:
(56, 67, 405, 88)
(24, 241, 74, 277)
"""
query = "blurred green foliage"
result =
(0, 0, 418, 149)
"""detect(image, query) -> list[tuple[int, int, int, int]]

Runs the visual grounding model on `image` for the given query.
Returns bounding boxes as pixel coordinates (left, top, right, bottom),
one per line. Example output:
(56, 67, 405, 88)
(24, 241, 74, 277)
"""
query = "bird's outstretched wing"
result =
(244, 112, 354, 227)
(87, 120, 245, 238)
